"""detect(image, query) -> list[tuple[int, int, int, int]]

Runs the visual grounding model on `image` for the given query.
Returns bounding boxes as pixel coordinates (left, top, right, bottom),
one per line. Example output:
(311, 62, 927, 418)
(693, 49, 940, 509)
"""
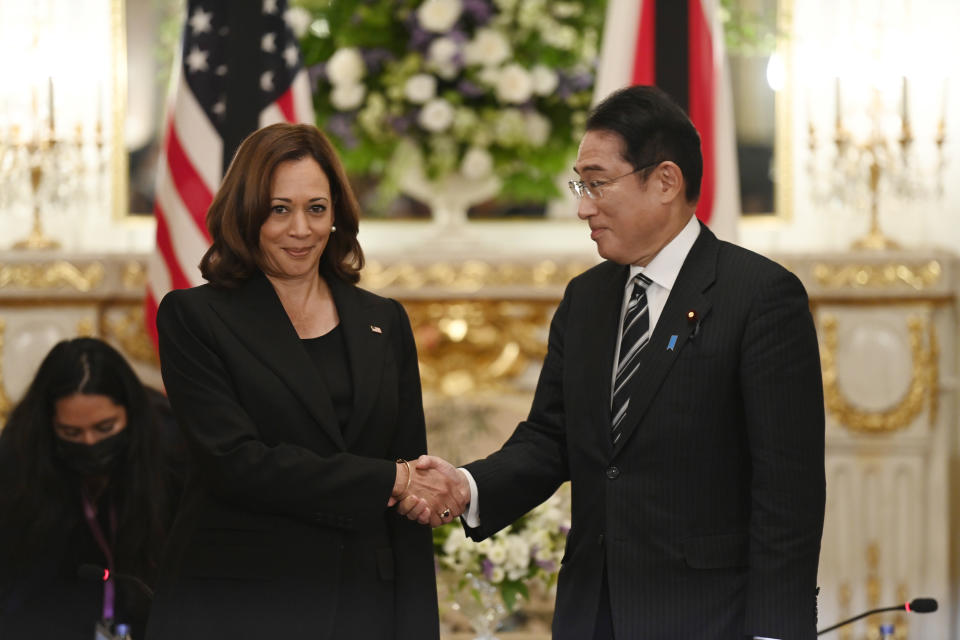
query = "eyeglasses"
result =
(568, 162, 659, 200)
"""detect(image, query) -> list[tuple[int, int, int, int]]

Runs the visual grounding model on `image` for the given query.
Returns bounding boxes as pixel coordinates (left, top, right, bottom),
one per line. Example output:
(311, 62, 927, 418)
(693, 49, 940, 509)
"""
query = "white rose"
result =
(418, 98, 455, 132)
(477, 66, 501, 87)
(429, 37, 458, 65)
(496, 64, 534, 104)
(428, 37, 460, 79)
(552, 2, 583, 18)
(404, 74, 437, 104)
(490, 566, 505, 583)
(460, 147, 493, 179)
(326, 47, 365, 85)
(487, 542, 507, 564)
(525, 111, 551, 146)
(283, 7, 313, 38)
(505, 537, 531, 568)
(494, 108, 527, 146)
(541, 24, 578, 50)
(443, 527, 468, 554)
(531, 65, 559, 96)
(330, 83, 366, 111)
(464, 28, 511, 67)
(417, 0, 463, 33)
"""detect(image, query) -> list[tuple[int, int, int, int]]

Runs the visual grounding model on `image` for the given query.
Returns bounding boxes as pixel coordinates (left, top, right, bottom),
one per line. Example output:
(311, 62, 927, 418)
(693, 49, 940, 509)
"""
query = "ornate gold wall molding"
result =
(0, 261, 105, 292)
(405, 299, 554, 395)
(820, 314, 936, 433)
(77, 319, 95, 337)
(104, 305, 159, 365)
(121, 261, 147, 290)
(0, 318, 11, 425)
(812, 261, 942, 291)
(361, 260, 592, 292)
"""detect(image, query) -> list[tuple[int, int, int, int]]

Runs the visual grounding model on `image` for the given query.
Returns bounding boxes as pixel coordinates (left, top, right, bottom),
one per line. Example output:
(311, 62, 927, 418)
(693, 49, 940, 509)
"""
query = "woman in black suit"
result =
(146, 123, 463, 639)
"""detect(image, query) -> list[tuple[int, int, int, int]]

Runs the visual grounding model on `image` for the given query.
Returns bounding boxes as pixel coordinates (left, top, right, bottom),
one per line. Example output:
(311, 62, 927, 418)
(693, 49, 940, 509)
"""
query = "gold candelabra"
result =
(808, 77, 947, 251)
(1, 77, 106, 250)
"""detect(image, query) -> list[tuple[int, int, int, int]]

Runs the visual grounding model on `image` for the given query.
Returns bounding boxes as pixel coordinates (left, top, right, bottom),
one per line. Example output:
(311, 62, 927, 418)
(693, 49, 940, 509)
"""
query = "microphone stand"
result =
(817, 605, 905, 635)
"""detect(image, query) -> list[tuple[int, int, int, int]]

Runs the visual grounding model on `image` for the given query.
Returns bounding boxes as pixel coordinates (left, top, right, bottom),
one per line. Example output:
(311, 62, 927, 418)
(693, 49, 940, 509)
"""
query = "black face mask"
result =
(54, 429, 130, 476)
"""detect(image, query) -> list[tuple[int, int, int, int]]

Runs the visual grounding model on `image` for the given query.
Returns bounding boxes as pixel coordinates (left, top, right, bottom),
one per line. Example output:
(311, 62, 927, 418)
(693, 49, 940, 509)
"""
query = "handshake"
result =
(388, 455, 471, 527)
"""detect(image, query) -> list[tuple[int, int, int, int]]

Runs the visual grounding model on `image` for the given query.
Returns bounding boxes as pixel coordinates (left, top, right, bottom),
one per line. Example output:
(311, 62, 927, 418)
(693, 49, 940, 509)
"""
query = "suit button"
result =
(606, 466, 620, 479)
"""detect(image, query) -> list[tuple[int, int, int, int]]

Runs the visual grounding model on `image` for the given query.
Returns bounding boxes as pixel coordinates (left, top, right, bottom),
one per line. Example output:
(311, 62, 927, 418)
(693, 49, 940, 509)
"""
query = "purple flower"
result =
(406, 14, 434, 52)
(457, 80, 485, 99)
(389, 113, 415, 134)
(462, 0, 494, 25)
(326, 113, 358, 149)
(361, 47, 394, 74)
(560, 524, 570, 535)
(482, 557, 495, 580)
(567, 70, 595, 92)
(536, 559, 556, 572)
(447, 29, 469, 44)
(308, 63, 326, 85)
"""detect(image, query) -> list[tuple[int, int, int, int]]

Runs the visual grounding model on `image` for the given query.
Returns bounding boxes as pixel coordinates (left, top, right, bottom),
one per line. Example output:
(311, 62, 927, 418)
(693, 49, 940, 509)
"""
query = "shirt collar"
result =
(628, 214, 701, 292)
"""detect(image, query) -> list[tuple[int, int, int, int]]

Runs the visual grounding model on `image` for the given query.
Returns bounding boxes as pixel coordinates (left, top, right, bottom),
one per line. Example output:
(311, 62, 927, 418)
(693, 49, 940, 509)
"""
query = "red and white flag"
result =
(145, 0, 314, 346)
(594, 0, 740, 242)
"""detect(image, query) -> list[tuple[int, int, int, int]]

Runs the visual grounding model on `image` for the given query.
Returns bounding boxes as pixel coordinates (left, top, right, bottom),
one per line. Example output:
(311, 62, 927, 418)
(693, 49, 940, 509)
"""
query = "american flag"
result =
(146, 0, 314, 346)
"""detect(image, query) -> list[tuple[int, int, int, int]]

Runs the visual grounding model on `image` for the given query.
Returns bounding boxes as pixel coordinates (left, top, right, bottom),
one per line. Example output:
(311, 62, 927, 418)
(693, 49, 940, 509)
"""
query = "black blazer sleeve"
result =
(156, 289, 397, 527)
(385, 300, 441, 632)
(463, 284, 572, 540)
(740, 269, 826, 637)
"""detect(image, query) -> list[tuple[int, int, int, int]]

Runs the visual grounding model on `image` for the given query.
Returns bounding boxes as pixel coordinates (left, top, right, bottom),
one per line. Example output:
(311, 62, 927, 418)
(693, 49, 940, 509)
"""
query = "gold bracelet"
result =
(396, 458, 412, 496)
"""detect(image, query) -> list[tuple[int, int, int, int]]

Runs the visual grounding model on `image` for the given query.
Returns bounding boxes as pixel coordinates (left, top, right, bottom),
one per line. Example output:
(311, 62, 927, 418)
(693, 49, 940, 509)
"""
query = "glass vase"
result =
(453, 572, 509, 640)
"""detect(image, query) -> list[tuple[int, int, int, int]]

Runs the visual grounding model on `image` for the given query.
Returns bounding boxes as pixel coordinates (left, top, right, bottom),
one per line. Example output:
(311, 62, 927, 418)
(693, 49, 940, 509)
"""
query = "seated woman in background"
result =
(0, 337, 180, 640)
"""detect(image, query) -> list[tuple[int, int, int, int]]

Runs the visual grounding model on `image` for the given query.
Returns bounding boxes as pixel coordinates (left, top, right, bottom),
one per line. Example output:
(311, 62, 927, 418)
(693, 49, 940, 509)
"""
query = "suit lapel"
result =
(583, 262, 630, 458)
(208, 275, 346, 450)
(327, 277, 387, 446)
(612, 223, 718, 456)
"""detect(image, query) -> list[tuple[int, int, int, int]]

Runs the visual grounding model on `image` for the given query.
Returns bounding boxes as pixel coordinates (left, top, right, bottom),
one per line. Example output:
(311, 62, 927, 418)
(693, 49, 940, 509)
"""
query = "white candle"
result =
(48, 76, 55, 136)
(834, 77, 843, 127)
(901, 76, 909, 127)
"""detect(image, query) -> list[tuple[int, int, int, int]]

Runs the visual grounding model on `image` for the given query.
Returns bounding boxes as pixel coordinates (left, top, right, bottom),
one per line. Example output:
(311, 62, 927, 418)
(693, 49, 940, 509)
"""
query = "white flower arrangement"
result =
(298, 0, 605, 209)
(433, 486, 571, 611)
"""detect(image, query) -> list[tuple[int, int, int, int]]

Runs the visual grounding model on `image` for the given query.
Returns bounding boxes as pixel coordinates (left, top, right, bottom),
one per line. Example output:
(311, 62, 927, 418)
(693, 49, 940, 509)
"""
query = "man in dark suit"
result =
(407, 86, 825, 639)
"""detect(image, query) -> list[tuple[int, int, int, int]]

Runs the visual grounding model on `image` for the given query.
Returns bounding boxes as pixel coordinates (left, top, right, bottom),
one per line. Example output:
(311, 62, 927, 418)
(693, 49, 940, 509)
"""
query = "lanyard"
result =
(81, 487, 118, 622)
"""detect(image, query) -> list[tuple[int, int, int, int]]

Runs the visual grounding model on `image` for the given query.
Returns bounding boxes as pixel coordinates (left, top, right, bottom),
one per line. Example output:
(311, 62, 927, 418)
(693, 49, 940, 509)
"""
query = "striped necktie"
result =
(611, 273, 653, 443)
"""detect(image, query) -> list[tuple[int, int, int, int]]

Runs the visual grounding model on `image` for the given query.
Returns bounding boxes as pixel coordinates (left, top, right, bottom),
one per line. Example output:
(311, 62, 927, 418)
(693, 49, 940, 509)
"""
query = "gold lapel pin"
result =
(370, 325, 382, 334)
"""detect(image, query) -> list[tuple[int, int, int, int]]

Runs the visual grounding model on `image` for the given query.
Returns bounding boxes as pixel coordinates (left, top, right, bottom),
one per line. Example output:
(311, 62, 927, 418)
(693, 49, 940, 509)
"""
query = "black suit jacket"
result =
(465, 224, 825, 639)
(146, 273, 438, 639)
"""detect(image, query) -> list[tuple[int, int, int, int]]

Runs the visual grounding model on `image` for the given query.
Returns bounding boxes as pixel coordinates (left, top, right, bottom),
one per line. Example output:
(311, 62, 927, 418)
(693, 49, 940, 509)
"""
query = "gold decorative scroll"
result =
(121, 261, 147, 290)
(405, 299, 554, 395)
(0, 261, 105, 292)
(104, 306, 158, 365)
(361, 260, 592, 292)
(838, 582, 852, 640)
(0, 319, 11, 425)
(813, 261, 942, 291)
(77, 319, 95, 337)
(820, 314, 936, 433)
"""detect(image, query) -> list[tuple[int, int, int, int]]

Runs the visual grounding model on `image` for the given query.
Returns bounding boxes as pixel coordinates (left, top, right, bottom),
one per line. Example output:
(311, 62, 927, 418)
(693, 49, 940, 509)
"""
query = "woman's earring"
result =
(331, 225, 337, 232)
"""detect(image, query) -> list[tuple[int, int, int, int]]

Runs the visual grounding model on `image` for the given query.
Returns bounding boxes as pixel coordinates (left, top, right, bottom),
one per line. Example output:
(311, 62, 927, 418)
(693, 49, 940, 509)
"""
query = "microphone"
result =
(77, 563, 155, 600)
(817, 598, 938, 635)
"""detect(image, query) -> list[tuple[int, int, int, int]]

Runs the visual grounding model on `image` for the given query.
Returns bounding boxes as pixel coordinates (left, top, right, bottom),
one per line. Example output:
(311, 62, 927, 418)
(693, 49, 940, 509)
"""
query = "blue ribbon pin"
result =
(667, 335, 678, 351)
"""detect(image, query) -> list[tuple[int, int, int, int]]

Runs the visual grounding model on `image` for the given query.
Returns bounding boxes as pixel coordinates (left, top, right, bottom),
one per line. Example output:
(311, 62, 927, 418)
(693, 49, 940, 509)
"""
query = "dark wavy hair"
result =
(199, 123, 365, 287)
(587, 85, 703, 203)
(0, 338, 173, 580)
